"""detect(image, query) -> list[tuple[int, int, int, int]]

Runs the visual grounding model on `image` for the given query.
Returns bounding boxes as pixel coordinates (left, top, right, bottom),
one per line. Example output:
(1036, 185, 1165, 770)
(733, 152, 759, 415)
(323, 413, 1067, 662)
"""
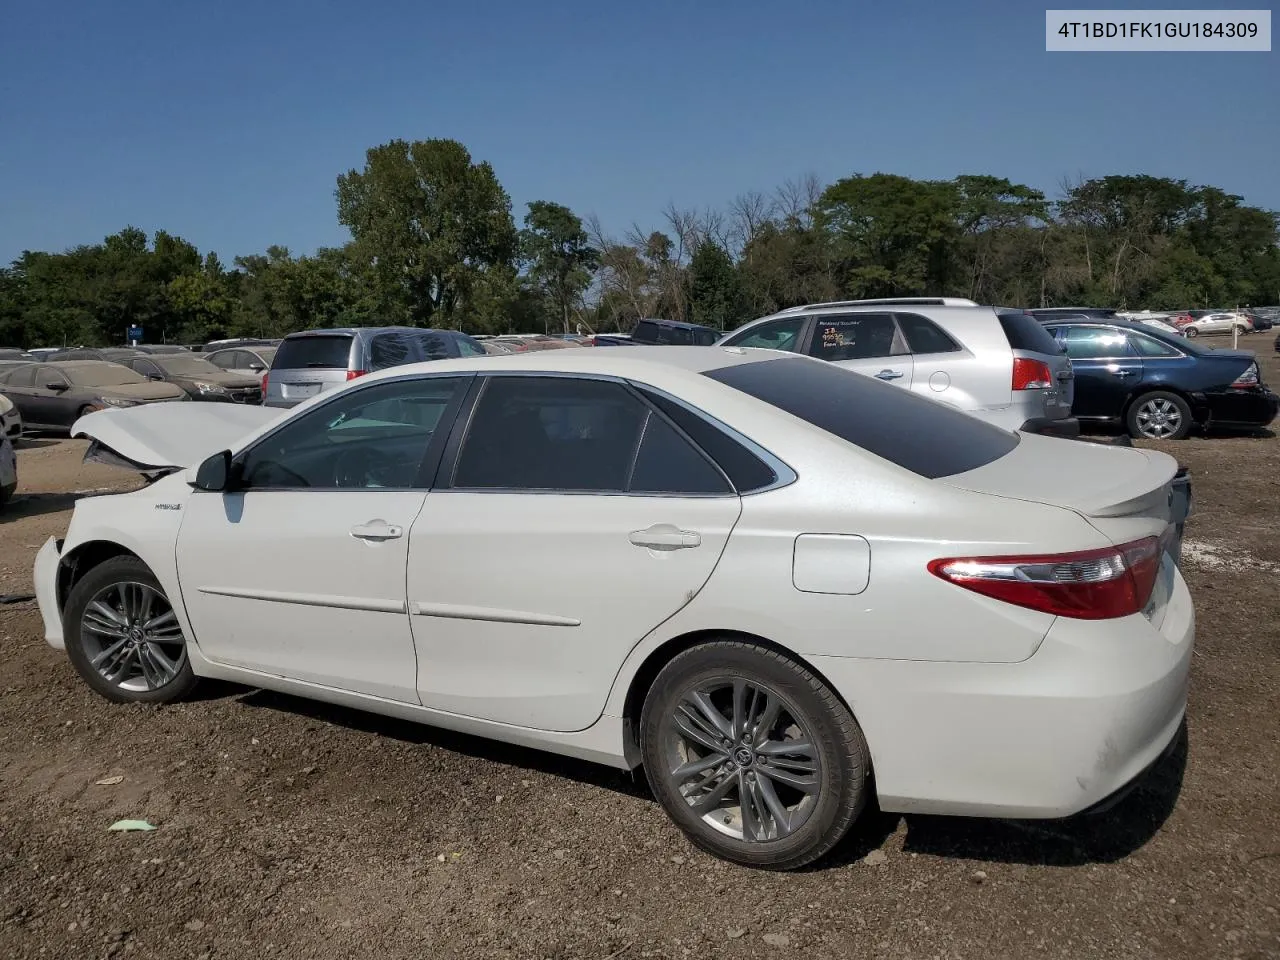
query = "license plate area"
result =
(284, 382, 321, 398)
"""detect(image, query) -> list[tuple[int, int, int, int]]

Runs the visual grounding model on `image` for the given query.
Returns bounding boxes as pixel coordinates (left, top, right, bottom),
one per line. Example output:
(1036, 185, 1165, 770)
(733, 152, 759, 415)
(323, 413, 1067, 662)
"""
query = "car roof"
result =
(40, 359, 129, 369)
(282, 326, 463, 339)
(636, 318, 718, 331)
(353, 344, 782, 384)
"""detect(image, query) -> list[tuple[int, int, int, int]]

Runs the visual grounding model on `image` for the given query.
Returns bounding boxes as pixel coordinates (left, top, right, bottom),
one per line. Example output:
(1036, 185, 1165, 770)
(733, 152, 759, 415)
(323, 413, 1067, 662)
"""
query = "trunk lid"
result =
(71, 402, 283, 473)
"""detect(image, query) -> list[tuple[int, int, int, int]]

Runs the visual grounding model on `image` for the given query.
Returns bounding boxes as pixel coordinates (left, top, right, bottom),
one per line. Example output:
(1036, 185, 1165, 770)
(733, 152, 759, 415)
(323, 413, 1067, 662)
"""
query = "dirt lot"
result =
(2, 352, 1279, 960)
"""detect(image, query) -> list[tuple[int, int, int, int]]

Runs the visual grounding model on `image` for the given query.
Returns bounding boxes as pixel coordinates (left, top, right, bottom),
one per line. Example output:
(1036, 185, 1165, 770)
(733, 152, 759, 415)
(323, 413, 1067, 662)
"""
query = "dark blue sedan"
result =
(1044, 319, 1279, 440)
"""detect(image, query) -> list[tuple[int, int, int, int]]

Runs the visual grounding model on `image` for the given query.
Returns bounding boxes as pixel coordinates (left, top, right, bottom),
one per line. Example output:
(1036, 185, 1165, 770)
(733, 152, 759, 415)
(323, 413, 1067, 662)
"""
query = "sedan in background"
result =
(0, 360, 187, 432)
(123, 354, 264, 403)
(203, 345, 278, 380)
(1045, 320, 1278, 439)
(37, 346, 1192, 870)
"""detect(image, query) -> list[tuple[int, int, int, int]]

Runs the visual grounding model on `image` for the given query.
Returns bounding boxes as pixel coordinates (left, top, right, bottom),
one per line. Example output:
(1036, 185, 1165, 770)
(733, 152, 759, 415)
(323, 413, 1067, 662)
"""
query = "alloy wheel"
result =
(79, 581, 187, 692)
(1135, 398, 1183, 440)
(662, 678, 821, 843)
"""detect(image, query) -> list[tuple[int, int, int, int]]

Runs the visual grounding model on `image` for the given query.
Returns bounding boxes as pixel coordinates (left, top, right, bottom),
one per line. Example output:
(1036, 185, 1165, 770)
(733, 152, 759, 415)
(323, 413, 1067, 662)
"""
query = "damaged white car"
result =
(34, 347, 1194, 870)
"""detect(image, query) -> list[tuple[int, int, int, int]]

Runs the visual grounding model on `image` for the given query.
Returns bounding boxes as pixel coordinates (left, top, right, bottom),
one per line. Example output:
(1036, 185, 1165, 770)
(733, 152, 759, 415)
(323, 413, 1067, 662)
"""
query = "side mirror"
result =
(147, 375, 163, 381)
(191, 450, 232, 492)
(45, 381, 69, 392)
(249, 363, 265, 372)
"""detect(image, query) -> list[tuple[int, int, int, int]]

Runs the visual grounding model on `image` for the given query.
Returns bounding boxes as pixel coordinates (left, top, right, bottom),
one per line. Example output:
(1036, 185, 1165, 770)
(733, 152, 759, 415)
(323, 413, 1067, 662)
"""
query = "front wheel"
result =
(1127, 391, 1193, 441)
(62, 556, 197, 703)
(640, 641, 869, 870)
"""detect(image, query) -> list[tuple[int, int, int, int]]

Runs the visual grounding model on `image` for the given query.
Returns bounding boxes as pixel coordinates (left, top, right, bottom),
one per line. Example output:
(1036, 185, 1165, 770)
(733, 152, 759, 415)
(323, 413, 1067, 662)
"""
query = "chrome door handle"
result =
(1113, 369, 1134, 378)
(875, 369, 904, 380)
(350, 520, 403, 542)
(629, 525, 701, 550)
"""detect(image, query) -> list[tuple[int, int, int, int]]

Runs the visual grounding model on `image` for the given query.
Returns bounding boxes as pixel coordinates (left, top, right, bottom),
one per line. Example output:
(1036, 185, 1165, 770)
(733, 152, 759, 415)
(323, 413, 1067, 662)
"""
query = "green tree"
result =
(520, 201, 598, 333)
(336, 139, 518, 328)
(685, 240, 744, 329)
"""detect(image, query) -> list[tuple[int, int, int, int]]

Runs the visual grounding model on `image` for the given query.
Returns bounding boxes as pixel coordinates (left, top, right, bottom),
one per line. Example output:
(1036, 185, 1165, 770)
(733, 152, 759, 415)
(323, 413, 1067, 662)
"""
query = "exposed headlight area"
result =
(193, 382, 229, 396)
(98, 397, 138, 408)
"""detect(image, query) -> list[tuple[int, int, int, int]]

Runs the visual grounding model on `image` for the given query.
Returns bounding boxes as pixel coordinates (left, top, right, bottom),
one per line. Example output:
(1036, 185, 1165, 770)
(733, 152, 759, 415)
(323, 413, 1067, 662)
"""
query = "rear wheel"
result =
(1184, 327, 1199, 338)
(1127, 391, 1192, 441)
(640, 640, 869, 871)
(1235, 325, 1250, 336)
(63, 556, 196, 703)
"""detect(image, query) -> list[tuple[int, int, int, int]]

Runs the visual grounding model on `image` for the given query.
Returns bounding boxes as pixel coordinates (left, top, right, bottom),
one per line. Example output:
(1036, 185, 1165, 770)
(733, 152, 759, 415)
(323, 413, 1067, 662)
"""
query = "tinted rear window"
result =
(368, 331, 452, 370)
(997, 311, 1064, 355)
(703, 357, 1018, 479)
(273, 335, 354, 370)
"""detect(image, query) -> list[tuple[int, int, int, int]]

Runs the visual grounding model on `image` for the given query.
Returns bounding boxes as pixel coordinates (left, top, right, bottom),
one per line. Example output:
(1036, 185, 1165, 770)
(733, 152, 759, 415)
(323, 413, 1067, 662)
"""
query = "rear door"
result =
(0, 365, 41, 427)
(266, 334, 355, 407)
(1053, 325, 1141, 419)
(407, 374, 741, 732)
(805, 313, 913, 388)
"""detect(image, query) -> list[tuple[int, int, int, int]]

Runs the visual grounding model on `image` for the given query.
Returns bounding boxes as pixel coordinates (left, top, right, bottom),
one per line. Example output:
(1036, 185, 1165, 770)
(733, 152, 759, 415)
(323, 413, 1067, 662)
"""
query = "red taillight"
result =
(928, 537, 1161, 620)
(261, 372, 269, 393)
(347, 369, 367, 381)
(1012, 357, 1053, 390)
(1231, 362, 1260, 389)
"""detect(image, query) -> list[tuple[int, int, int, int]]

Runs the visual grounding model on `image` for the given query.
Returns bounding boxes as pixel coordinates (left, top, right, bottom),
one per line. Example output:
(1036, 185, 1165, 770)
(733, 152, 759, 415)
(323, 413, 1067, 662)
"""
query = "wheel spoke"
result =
(102, 644, 137, 684)
(756, 738, 814, 758)
(754, 775, 794, 838)
(686, 690, 732, 739)
(89, 636, 129, 667)
(673, 708, 728, 755)
(687, 770, 736, 813)
(730, 679, 749, 739)
(752, 696, 781, 740)
(83, 602, 127, 638)
(758, 761, 819, 794)
(671, 752, 727, 782)
(739, 773, 769, 841)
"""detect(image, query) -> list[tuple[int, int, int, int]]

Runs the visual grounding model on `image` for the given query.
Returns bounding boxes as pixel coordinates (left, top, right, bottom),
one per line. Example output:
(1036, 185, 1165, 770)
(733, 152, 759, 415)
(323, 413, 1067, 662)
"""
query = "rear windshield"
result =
(703, 356, 1018, 479)
(273, 335, 354, 370)
(997, 311, 1064, 355)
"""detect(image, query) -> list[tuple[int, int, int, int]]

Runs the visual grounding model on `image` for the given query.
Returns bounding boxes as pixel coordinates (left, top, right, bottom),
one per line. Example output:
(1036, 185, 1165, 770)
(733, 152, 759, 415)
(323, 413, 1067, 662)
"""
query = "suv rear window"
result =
(997, 311, 1064, 356)
(273, 335, 354, 370)
(703, 356, 1018, 479)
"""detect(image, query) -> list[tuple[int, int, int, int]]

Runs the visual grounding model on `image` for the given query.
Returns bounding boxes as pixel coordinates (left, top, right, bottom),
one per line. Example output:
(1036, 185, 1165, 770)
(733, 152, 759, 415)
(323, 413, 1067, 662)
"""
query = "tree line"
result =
(2, 137, 1277, 348)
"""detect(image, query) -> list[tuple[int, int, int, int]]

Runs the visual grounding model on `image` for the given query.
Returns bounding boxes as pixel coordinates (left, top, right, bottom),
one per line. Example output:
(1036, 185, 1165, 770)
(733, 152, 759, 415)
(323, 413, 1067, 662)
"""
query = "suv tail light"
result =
(928, 537, 1161, 620)
(1231, 362, 1260, 388)
(1012, 357, 1053, 390)
(346, 369, 367, 381)
(261, 372, 269, 393)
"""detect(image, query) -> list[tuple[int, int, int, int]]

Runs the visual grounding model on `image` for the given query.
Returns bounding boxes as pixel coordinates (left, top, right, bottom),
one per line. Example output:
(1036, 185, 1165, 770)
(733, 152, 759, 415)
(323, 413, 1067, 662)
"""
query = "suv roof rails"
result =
(778, 297, 979, 312)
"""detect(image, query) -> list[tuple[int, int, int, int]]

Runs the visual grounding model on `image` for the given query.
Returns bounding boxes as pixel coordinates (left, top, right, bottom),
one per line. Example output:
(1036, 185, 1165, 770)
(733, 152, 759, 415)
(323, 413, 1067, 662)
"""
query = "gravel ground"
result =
(2, 354, 1279, 960)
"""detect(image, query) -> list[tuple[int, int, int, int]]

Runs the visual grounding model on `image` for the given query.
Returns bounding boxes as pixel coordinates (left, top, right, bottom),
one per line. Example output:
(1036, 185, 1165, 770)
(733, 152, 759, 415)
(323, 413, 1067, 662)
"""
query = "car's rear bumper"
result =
(1200, 387, 1280, 427)
(34, 537, 65, 650)
(813, 563, 1193, 818)
(1019, 415, 1080, 438)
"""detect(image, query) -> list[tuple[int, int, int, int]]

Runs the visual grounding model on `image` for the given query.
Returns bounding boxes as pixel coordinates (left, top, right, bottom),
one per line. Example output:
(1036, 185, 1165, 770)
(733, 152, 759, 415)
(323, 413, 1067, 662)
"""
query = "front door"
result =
(407, 374, 742, 732)
(1055, 325, 1142, 419)
(805, 313, 915, 389)
(175, 373, 471, 702)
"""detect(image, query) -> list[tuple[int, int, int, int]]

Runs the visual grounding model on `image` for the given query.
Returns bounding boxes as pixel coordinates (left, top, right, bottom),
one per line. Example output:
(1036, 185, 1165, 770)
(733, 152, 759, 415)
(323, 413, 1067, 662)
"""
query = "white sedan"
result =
(33, 346, 1194, 869)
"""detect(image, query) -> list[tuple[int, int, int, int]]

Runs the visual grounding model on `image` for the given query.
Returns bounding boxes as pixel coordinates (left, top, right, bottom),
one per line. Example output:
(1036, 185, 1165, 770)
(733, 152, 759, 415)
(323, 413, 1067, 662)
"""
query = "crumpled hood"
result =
(71, 402, 284, 471)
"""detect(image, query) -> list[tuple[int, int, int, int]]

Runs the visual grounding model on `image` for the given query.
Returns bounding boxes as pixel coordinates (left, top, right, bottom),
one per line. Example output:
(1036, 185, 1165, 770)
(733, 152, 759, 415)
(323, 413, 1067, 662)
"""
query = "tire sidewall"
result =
(640, 643, 866, 869)
(1127, 390, 1192, 441)
(62, 556, 196, 703)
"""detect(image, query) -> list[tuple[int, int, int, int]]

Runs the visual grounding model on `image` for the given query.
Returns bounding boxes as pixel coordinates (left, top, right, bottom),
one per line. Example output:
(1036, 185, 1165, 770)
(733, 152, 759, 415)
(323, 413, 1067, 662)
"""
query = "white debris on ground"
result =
(1181, 539, 1280, 574)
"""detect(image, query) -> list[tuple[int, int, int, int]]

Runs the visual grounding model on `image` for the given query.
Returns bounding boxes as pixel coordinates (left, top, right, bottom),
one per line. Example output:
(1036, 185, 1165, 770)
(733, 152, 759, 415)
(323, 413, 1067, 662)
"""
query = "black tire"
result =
(1126, 390, 1193, 441)
(63, 555, 197, 703)
(1184, 326, 1199, 338)
(1235, 325, 1250, 336)
(640, 640, 869, 871)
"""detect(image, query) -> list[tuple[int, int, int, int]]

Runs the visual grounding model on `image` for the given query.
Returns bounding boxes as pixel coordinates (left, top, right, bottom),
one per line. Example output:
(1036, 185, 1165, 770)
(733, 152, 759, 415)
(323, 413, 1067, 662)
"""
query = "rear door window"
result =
(703, 356, 1018, 479)
(997, 311, 1064, 356)
(806, 314, 902, 361)
(1127, 332, 1181, 358)
(368, 331, 453, 370)
(4, 365, 35, 387)
(895, 312, 962, 354)
(632, 320, 662, 344)
(273, 335, 354, 370)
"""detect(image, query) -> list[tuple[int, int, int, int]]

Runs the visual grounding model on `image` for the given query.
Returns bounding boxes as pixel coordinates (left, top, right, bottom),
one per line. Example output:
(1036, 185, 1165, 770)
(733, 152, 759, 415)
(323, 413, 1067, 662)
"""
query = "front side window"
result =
(132, 359, 162, 379)
(807, 313, 902, 362)
(451, 376, 730, 494)
(236, 376, 468, 490)
(722, 318, 807, 352)
(206, 352, 234, 370)
(1057, 326, 1132, 360)
(456, 335, 486, 357)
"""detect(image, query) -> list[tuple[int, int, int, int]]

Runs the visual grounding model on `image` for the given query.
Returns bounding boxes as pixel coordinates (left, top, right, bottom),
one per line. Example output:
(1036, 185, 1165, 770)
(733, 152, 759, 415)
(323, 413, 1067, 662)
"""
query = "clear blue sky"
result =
(1, 0, 1276, 264)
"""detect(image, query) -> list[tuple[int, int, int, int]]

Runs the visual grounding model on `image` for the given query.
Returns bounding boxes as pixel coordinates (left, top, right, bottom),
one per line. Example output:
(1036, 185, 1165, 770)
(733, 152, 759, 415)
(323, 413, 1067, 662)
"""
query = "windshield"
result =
(273, 334, 354, 370)
(66, 364, 146, 387)
(703, 356, 1019, 479)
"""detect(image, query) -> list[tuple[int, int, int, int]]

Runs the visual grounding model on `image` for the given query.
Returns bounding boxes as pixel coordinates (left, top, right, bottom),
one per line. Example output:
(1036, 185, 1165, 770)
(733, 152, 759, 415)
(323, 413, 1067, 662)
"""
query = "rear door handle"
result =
(1113, 369, 1134, 378)
(350, 519, 403, 542)
(629, 524, 701, 550)
(875, 369, 904, 380)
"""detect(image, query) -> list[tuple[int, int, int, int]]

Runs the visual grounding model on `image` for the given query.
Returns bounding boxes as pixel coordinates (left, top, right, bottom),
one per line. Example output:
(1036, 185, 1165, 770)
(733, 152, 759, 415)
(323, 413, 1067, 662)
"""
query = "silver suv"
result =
(265, 326, 487, 408)
(719, 298, 1077, 436)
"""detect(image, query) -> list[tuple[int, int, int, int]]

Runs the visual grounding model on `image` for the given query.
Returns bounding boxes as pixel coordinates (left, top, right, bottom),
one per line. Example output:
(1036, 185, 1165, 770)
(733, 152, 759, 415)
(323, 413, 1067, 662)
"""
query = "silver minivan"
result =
(719, 298, 1077, 436)
(264, 327, 487, 408)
